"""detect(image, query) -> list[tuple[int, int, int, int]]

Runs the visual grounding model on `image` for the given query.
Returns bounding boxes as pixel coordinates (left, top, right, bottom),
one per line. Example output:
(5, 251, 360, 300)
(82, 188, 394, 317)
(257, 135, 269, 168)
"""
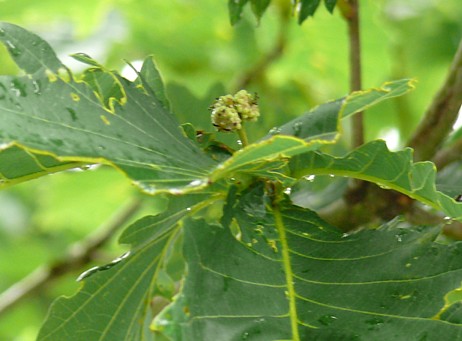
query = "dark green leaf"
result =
(299, 0, 321, 24)
(324, 0, 337, 13)
(250, 0, 271, 23)
(228, 0, 249, 25)
(263, 79, 415, 143)
(155, 185, 462, 340)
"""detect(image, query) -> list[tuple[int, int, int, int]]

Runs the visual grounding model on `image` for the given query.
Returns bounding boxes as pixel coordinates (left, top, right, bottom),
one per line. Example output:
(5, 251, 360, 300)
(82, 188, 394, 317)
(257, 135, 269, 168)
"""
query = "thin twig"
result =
(407, 38, 462, 161)
(233, 4, 289, 91)
(0, 197, 143, 317)
(340, 0, 363, 148)
(433, 137, 462, 170)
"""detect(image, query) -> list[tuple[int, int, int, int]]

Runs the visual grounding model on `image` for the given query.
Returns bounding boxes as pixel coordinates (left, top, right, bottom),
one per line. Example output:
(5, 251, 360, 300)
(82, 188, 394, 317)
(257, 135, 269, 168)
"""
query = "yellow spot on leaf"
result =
(432, 283, 462, 320)
(71, 93, 80, 102)
(45, 69, 57, 82)
(100, 115, 110, 125)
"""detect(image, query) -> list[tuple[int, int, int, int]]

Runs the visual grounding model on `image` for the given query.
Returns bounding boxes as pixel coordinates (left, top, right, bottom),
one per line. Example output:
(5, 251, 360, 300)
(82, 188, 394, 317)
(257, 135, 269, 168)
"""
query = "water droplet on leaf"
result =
(11, 79, 27, 97)
(0, 28, 5, 36)
(5, 40, 21, 56)
(32, 80, 41, 95)
(293, 122, 303, 136)
(318, 314, 337, 326)
(269, 127, 281, 135)
(304, 174, 315, 182)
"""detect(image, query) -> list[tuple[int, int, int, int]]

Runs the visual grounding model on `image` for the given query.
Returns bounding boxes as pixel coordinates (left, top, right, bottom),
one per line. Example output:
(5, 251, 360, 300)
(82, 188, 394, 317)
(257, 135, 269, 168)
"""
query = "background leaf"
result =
(228, 0, 250, 25)
(299, 0, 322, 24)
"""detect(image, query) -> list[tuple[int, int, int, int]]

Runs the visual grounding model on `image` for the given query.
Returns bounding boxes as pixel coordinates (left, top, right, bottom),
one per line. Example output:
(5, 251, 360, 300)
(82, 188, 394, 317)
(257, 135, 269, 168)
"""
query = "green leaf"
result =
(228, 0, 249, 25)
(0, 144, 83, 187)
(324, 0, 337, 13)
(290, 140, 462, 220)
(299, 0, 321, 24)
(265, 79, 415, 143)
(250, 0, 271, 23)
(210, 79, 415, 184)
(0, 22, 217, 194)
(37, 193, 213, 341)
(136, 56, 171, 112)
(0, 22, 63, 74)
(155, 185, 462, 340)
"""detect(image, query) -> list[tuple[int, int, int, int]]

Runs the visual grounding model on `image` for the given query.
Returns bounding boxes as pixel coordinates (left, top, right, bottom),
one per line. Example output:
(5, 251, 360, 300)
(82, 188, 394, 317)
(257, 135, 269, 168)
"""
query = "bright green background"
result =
(0, 0, 461, 339)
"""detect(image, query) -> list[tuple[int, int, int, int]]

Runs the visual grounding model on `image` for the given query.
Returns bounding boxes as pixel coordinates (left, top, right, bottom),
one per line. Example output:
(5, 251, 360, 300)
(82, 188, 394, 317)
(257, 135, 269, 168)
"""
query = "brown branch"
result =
(233, 4, 289, 91)
(0, 197, 143, 317)
(407, 38, 462, 161)
(339, 0, 363, 148)
(433, 137, 462, 170)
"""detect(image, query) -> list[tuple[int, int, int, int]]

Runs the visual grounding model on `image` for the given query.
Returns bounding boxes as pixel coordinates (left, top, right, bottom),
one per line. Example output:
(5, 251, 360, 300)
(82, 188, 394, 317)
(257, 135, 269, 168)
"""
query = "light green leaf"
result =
(155, 184, 462, 340)
(0, 22, 216, 194)
(290, 140, 462, 220)
(299, 0, 321, 24)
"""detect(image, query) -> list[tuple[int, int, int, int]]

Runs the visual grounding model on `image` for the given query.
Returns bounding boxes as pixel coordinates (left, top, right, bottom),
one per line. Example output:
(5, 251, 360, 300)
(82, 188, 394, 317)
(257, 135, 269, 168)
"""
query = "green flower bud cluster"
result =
(210, 90, 259, 132)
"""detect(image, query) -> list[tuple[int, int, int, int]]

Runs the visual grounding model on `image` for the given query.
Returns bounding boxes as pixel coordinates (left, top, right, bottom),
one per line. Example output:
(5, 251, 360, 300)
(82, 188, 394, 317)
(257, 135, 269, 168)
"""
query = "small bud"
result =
(234, 90, 260, 122)
(211, 105, 242, 132)
(209, 90, 259, 132)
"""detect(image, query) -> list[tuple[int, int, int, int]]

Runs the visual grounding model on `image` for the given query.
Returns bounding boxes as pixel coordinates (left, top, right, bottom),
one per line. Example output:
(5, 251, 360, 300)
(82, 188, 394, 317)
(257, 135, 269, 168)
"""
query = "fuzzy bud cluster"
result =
(210, 90, 259, 132)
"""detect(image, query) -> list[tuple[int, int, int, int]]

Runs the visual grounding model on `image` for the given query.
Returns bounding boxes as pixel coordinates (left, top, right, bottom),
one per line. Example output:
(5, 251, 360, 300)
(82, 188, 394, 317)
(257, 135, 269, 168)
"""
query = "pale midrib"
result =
(273, 203, 300, 341)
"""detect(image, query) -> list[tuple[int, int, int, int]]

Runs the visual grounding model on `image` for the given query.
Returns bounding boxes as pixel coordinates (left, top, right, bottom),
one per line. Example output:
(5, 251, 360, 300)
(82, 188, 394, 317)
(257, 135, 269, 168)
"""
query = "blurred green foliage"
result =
(0, 0, 461, 339)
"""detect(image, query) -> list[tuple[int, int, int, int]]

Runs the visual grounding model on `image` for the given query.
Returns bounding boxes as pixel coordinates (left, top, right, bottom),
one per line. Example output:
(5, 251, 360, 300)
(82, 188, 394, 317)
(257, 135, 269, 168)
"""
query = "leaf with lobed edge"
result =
(156, 183, 462, 340)
(0, 144, 84, 188)
(0, 22, 217, 194)
(290, 140, 462, 220)
(37, 192, 216, 341)
(209, 79, 415, 185)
